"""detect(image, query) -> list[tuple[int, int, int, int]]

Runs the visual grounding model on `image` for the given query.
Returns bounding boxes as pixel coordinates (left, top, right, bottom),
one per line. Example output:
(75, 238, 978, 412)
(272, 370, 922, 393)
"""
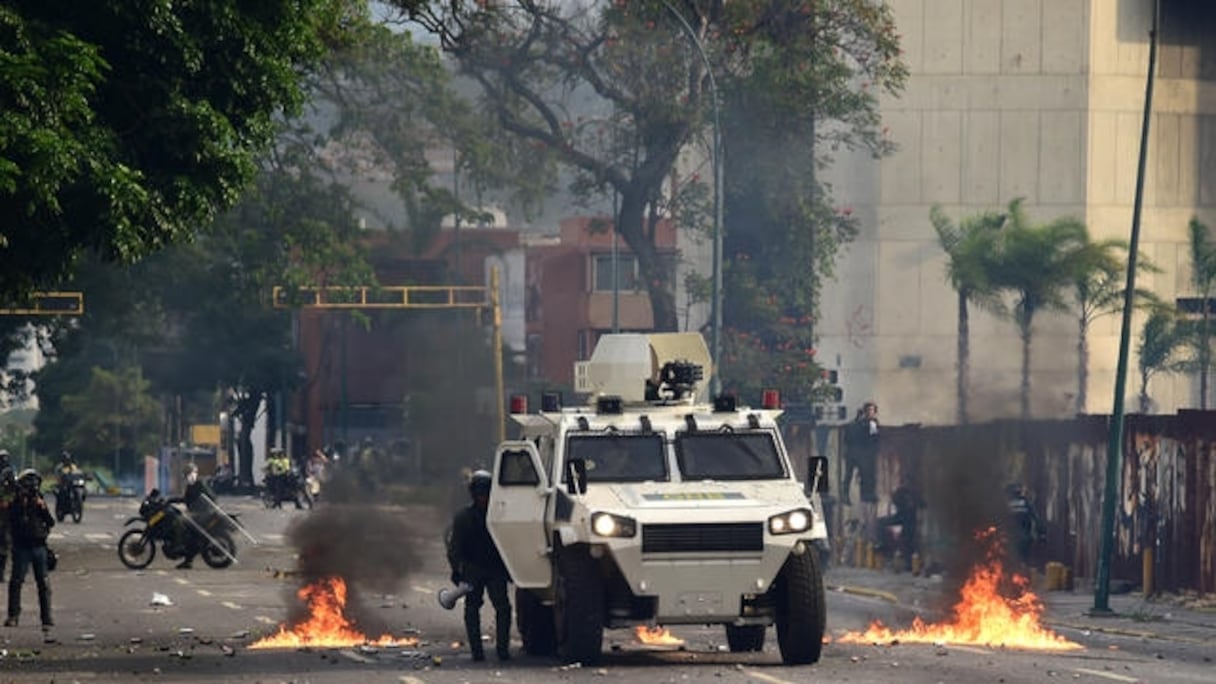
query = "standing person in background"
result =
(0, 450, 14, 582)
(1006, 482, 1047, 568)
(5, 469, 54, 636)
(446, 470, 512, 662)
(841, 402, 880, 506)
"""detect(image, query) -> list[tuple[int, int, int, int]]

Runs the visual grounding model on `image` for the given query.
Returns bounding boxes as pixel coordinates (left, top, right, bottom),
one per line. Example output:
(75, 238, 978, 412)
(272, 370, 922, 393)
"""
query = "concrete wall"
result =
(818, 0, 1216, 426)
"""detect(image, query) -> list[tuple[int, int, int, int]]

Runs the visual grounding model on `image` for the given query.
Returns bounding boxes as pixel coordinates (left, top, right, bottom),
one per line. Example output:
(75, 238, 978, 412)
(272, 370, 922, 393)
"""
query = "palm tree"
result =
(1137, 306, 1186, 414)
(1069, 236, 1160, 414)
(989, 200, 1089, 420)
(931, 205, 1005, 424)
(1185, 218, 1216, 408)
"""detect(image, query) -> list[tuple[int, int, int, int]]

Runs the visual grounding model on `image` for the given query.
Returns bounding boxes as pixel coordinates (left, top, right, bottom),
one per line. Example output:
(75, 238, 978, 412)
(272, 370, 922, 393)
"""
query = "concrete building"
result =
(818, 0, 1216, 425)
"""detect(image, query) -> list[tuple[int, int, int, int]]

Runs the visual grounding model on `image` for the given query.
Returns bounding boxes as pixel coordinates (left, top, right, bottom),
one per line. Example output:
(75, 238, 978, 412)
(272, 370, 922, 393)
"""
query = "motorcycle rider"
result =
(0, 450, 14, 582)
(264, 448, 300, 509)
(168, 464, 217, 569)
(54, 451, 83, 518)
(446, 469, 512, 662)
(5, 469, 54, 633)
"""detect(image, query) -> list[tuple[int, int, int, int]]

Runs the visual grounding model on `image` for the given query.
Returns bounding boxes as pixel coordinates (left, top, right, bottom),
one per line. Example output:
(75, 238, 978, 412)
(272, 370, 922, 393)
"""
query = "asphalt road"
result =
(0, 494, 1210, 683)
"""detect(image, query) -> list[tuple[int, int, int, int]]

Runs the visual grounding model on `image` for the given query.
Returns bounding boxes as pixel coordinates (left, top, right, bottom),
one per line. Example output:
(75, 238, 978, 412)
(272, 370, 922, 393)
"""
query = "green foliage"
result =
(0, 0, 361, 299)
(1184, 217, 1216, 408)
(1137, 305, 1186, 413)
(60, 365, 161, 466)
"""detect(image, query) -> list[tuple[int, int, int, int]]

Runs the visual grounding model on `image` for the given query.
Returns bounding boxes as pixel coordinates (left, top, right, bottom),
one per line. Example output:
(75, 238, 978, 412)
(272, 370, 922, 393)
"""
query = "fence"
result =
(785, 410, 1216, 595)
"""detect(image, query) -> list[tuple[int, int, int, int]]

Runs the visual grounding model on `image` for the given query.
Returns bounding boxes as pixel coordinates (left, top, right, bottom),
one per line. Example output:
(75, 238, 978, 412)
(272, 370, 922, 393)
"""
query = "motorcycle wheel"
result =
(201, 531, 236, 569)
(118, 529, 157, 569)
(72, 492, 83, 524)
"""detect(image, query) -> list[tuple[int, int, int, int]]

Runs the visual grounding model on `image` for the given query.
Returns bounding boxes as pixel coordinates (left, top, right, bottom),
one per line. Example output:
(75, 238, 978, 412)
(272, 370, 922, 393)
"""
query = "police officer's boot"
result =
(495, 608, 511, 660)
(464, 613, 485, 661)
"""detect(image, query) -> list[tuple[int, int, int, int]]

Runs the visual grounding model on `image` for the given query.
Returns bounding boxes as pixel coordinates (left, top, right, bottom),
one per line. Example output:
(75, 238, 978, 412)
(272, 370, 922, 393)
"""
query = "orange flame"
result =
(249, 576, 418, 649)
(634, 625, 684, 646)
(838, 528, 1081, 651)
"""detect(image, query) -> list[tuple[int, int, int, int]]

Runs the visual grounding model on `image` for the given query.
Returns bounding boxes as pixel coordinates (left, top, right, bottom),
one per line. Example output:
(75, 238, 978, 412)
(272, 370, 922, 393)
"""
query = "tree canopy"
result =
(0, 0, 364, 298)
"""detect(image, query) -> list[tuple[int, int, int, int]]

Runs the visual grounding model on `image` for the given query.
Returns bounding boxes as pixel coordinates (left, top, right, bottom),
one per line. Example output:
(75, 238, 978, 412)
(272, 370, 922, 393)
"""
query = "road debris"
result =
(150, 592, 173, 606)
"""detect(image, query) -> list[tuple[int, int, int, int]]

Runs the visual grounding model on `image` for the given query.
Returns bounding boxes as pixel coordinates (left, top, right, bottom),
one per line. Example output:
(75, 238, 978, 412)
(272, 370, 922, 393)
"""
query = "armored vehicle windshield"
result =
(567, 434, 667, 482)
(674, 431, 786, 480)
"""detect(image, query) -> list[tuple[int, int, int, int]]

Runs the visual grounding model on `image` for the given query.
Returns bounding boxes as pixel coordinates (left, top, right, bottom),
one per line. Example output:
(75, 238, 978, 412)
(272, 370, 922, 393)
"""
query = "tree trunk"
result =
(618, 187, 678, 331)
(957, 291, 970, 425)
(234, 392, 263, 486)
(1077, 316, 1089, 414)
(1020, 318, 1032, 421)
(1201, 310, 1211, 410)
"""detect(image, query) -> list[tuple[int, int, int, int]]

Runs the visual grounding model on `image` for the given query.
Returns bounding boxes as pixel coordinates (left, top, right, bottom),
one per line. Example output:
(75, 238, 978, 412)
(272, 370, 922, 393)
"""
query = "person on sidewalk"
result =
(4, 469, 54, 635)
(1006, 482, 1046, 568)
(876, 483, 923, 573)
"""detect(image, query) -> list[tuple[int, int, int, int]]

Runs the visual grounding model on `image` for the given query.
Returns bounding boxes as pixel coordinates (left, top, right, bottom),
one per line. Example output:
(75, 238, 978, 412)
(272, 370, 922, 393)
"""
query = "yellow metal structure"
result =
(0, 291, 84, 316)
(272, 269, 506, 442)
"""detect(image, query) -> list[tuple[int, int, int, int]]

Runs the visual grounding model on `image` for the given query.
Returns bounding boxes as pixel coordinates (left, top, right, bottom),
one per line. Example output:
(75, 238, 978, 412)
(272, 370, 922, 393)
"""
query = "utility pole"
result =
(1094, 0, 1159, 615)
(662, 1, 723, 395)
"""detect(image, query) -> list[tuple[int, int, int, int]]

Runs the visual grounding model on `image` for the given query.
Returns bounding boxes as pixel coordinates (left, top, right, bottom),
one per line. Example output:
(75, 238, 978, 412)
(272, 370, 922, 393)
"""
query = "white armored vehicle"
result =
(487, 333, 830, 665)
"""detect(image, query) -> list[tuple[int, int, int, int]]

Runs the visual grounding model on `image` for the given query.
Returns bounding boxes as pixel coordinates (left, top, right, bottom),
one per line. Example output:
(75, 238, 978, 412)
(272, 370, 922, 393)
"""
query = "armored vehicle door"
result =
(488, 441, 552, 588)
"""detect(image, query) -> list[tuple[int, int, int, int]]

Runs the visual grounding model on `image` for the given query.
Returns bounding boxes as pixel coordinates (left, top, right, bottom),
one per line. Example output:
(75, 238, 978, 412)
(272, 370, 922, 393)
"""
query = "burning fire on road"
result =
(634, 625, 684, 646)
(838, 527, 1082, 651)
(249, 576, 419, 649)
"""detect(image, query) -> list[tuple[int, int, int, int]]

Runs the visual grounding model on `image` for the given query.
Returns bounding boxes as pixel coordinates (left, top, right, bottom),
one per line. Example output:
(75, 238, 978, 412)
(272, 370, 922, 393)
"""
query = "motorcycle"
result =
(55, 473, 87, 524)
(261, 471, 311, 510)
(117, 490, 239, 570)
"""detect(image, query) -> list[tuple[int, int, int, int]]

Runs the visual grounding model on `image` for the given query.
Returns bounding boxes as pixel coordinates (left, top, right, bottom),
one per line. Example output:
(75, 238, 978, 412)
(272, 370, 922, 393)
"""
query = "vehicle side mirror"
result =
(566, 458, 588, 495)
(806, 456, 829, 494)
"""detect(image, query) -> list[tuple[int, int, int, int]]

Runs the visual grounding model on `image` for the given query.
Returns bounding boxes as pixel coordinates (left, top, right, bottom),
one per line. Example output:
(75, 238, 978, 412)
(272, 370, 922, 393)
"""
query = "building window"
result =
(593, 254, 640, 292)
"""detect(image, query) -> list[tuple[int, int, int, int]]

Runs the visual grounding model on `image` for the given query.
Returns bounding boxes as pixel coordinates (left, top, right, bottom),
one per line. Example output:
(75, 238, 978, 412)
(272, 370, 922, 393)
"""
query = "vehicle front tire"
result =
(725, 624, 766, 652)
(774, 543, 826, 665)
(516, 588, 557, 656)
(553, 544, 604, 665)
(118, 530, 156, 569)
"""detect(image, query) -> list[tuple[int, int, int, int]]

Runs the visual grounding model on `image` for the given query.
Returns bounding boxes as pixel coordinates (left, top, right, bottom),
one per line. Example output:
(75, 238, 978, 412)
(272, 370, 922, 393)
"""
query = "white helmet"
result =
(17, 468, 41, 487)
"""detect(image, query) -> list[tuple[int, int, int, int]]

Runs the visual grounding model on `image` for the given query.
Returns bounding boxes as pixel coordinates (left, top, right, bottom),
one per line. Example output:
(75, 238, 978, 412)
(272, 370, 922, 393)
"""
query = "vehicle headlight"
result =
(768, 508, 813, 535)
(591, 512, 637, 538)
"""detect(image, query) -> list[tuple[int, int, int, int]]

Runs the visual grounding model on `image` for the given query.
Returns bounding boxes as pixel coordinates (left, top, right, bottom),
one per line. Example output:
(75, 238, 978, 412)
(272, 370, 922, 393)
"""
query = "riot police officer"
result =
(0, 450, 14, 582)
(169, 464, 217, 569)
(5, 469, 54, 632)
(446, 470, 511, 661)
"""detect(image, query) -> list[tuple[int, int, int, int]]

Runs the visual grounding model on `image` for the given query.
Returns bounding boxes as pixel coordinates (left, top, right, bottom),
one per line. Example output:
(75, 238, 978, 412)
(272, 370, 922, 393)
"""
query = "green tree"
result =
(1137, 306, 1186, 414)
(989, 200, 1088, 420)
(0, 1, 363, 299)
(1184, 218, 1216, 409)
(930, 205, 1006, 424)
(404, 0, 905, 337)
(60, 366, 162, 471)
(1068, 236, 1159, 414)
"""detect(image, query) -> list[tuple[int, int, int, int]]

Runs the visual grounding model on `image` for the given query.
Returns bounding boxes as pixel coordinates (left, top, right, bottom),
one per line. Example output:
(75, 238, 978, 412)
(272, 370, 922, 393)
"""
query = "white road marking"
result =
(255, 616, 277, 625)
(742, 670, 796, 684)
(949, 644, 993, 655)
(340, 649, 375, 664)
(173, 578, 189, 585)
(221, 601, 243, 611)
(412, 585, 433, 594)
(196, 589, 212, 597)
(1074, 668, 1140, 682)
(85, 533, 112, 540)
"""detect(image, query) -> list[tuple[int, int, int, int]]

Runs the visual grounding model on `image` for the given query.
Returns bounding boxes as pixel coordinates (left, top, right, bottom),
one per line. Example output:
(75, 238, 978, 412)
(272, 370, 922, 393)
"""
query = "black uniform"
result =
(876, 485, 922, 571)
(842, 406, 880, 504)
(0, 459, 14, 582)
(1007, 486, 1046, 566)
(6, 480, 54, 628)
(170, 478, 217, 569)
(447, 492, 511, 661)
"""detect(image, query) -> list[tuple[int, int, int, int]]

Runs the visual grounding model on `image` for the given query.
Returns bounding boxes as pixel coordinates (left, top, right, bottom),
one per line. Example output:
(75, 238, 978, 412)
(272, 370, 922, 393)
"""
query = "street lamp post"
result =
(661, 1, 723, 396)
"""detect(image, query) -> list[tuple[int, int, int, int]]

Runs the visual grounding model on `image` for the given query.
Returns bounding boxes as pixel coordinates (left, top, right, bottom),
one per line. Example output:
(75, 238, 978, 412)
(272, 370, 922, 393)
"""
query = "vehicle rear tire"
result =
(774, 544, 826, 665)
(71, 492, 83, 524)
(725, 624, 766, 652)
(201, 531, 236, 569)
(118, 529, 156, 569)
(516, 588, 557, 656)
(553, 544, 604, 665)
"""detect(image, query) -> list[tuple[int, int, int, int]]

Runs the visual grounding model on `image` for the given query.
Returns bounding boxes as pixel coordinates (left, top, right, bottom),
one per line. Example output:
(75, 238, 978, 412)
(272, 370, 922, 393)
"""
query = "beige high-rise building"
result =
(817, 0, 1216, 425)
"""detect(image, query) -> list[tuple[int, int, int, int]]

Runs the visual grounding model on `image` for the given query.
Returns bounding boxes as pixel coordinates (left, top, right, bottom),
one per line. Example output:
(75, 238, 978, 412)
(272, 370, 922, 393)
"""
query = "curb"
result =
(1047, 619, 1208, 645)
(832, 584, 900, 604)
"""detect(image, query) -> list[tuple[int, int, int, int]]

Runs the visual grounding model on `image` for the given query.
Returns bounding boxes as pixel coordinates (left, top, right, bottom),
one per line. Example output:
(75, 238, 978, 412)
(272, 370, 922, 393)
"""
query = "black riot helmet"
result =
(468, 469, 493, 498)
